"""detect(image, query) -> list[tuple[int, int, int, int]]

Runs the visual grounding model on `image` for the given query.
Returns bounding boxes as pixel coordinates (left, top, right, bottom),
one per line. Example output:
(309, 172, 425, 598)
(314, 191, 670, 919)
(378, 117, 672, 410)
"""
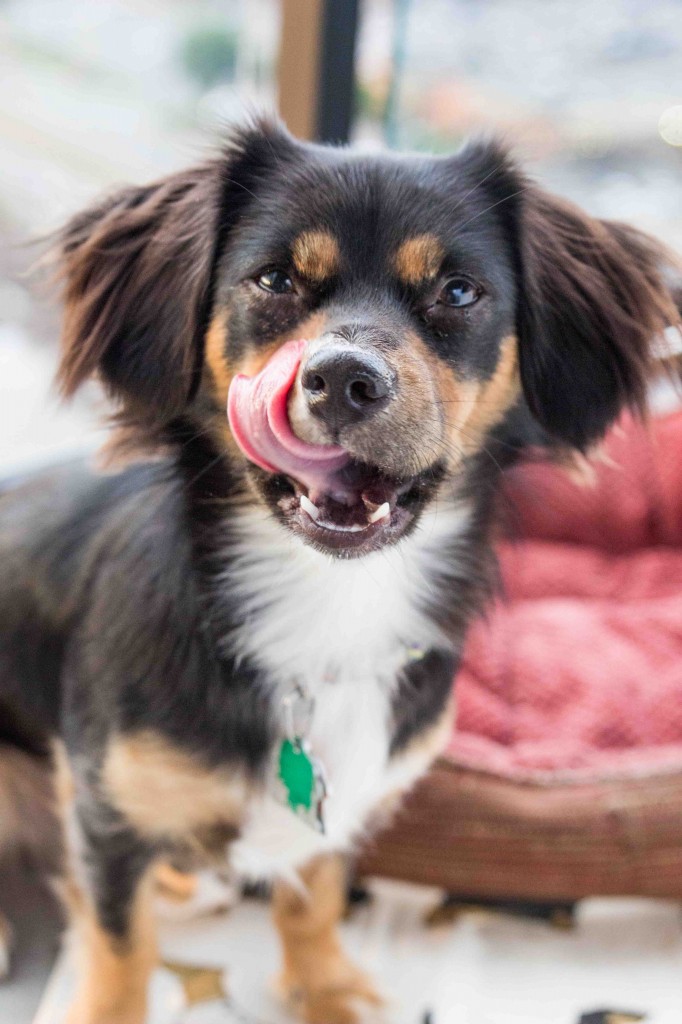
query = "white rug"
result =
(34, 880, 682, 1024)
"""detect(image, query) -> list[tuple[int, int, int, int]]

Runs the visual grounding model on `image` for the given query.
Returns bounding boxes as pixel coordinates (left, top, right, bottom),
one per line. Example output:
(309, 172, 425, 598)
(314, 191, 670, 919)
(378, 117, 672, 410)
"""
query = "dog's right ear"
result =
(516, 191, 682, 449)
(55, 119, 297, 422)
(458, 141, 682, 451)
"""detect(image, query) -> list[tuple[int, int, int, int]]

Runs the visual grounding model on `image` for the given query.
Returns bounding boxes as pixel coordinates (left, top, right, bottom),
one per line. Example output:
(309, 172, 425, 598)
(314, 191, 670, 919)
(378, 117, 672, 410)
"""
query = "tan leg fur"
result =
(64, 872, 156, 1024)
(54, 744, 157, 1024)
(272, 854, 383, 1024)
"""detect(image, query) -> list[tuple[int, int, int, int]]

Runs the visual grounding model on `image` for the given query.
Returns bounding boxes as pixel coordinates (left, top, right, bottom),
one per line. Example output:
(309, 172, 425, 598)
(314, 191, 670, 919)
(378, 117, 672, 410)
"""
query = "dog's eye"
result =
(256, 269, 294, 295)
(439, 278, 480, 308)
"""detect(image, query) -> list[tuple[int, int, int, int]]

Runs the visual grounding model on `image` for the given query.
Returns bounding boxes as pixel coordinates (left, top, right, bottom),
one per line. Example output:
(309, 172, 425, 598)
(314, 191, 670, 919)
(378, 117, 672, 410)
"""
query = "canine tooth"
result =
(367, 501, 390, 524)
(300, 495, 320, 521)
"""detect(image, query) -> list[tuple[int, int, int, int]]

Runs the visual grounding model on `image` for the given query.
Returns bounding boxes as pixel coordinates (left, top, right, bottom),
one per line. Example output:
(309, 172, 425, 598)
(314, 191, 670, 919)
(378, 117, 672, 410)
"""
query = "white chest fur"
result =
(221, 499, 470, 878)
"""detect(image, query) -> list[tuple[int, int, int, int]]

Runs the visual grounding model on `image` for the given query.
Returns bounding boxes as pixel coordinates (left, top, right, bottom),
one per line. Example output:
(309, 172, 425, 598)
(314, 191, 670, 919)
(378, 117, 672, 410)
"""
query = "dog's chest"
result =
(222, 505, 467, 876)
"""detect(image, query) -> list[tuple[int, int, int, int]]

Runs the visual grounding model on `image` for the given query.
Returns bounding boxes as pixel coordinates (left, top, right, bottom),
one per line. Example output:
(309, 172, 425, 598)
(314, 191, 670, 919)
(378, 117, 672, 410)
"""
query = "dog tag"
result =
(276, 737, 328, 833)
(274, 684, 328, 833)
(278, 738, 315, 811)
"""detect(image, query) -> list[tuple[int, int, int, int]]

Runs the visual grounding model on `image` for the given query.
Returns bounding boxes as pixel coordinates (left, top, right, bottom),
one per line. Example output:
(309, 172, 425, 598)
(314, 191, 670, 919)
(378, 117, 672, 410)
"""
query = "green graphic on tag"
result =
(278, 738, 314, 812)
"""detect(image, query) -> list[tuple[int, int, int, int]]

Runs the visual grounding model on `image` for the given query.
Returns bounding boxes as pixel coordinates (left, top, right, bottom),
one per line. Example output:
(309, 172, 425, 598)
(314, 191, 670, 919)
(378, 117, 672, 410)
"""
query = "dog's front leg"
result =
(61, 792, 157, 1024)
(272, 853, 383, 1024)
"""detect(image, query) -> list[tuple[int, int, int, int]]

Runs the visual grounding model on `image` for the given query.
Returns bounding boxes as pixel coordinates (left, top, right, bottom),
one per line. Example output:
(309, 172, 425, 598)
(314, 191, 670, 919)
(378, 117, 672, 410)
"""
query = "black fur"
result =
(390, 649, 458, 756)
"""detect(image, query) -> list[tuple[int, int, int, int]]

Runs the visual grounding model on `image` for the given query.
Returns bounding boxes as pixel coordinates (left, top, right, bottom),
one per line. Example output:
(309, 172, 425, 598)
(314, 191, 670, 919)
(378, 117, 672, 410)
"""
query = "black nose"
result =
(301, 345, 396, 430)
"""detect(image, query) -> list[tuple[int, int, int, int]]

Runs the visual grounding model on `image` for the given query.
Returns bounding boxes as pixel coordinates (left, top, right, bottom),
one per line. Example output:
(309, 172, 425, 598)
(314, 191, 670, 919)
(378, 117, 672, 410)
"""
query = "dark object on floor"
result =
(241, 879, 271, 901)
(342, 884, 373, 921)
(578, 1012, 646, 1024)
(347, 883, 372, 906)
(425, 894, 576, 929)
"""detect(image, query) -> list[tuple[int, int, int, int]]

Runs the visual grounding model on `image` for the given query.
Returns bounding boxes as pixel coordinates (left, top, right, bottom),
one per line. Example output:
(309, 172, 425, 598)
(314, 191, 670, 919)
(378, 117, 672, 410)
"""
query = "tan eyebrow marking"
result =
(291, 230, 341, 281)
(393, 234, 445, 285)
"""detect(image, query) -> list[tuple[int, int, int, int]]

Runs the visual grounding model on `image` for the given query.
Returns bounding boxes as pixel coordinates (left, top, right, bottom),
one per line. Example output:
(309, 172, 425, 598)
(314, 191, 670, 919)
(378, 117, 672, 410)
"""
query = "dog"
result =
(0, 117, 680, 1024)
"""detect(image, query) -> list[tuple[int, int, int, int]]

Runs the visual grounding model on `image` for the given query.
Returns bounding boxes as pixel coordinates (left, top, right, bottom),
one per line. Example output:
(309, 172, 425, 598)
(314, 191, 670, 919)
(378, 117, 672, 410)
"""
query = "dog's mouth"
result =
(258, 458, 441, 556)
(227, 339, 442, 556)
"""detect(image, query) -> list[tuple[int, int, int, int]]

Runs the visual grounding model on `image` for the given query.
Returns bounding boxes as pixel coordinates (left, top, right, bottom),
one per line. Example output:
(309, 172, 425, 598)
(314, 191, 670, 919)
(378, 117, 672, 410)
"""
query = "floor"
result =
(0, 860, 63, 1023)
(23, 874, 682, 1024)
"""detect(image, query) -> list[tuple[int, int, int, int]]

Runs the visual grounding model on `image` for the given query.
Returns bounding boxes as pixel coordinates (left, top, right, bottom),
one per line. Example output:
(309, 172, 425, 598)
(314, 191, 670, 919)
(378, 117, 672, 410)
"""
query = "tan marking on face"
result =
(427, 334, 519, 470)
(206, 310, 329, 399)
(64, 869, 157, 1024)
(291, 230, 341, 281)
(272, 854, 382, 1018)
(103, 731, 246, 839)
(380, 332, 445, 474)
(393, 234, 444, 285)
(204, 310, 231, 401)
(454, 334, 520, 452)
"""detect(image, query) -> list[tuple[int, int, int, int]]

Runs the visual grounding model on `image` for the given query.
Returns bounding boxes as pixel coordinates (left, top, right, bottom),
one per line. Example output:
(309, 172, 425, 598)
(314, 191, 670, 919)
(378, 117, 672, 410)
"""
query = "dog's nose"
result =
(301, 345, 396, 430)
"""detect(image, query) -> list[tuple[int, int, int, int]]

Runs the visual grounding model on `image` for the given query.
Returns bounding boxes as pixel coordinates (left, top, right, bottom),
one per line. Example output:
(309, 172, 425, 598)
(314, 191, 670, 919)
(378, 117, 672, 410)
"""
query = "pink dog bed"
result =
(360, 411, 682, 899)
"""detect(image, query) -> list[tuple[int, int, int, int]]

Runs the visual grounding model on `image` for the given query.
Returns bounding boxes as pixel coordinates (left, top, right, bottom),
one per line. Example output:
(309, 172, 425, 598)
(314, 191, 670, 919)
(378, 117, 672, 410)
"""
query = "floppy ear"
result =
(56, 165, 223, 421)
(56, 119, 296, 421)
(516, 187, 680, 449)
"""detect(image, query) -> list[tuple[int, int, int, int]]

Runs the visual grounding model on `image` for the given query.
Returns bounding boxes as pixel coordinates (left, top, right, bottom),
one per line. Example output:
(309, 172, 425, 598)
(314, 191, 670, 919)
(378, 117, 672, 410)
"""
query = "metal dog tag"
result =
(274, 684, 327, 833)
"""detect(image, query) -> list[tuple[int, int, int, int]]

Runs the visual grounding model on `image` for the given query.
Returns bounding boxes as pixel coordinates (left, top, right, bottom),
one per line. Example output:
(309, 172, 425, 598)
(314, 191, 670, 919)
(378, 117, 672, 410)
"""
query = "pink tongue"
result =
(227, 339, 349, 493)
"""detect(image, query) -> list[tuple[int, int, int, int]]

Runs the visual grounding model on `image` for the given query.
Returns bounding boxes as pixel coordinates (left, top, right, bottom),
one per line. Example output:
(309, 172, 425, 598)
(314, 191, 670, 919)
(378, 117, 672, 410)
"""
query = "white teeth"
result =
(300, 495, 320, 521)
(299, 495, 390, 533)
(367, 501, 391, 524)
(318, 521, 367, 533)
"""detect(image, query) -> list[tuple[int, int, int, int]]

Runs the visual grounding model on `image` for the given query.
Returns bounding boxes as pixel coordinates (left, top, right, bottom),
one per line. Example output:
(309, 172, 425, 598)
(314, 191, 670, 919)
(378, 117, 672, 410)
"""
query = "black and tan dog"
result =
(0, 119, 680, 1023)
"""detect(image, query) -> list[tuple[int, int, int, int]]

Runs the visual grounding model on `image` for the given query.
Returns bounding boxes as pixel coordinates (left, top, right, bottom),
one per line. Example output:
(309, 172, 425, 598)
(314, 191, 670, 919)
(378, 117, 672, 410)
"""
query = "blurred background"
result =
(1, 0, 682, 473)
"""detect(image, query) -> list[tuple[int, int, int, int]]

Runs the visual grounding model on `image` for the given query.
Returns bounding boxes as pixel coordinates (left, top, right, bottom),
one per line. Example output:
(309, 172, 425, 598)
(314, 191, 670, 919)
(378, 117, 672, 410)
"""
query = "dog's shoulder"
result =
(0, 457, 188, 726)
(0, 457, 181, 600)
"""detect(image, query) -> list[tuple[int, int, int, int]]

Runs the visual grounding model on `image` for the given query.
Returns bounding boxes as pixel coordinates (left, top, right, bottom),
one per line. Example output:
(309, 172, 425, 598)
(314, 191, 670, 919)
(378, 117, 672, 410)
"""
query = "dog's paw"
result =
(65, 997, 146, 1024)
(0, 913, 13, 980)
(275, 959, 385, 1024)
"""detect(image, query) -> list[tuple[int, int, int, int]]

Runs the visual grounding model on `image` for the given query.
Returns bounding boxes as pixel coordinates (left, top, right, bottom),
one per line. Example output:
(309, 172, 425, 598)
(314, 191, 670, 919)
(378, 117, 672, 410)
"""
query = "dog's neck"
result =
(171, 422, 499, 690)
(218, 496, 472, 693)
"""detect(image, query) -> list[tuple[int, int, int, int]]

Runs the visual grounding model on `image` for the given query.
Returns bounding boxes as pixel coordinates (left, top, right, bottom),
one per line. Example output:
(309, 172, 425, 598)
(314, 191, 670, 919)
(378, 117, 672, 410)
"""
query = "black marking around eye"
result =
(225, 290, 307, 361)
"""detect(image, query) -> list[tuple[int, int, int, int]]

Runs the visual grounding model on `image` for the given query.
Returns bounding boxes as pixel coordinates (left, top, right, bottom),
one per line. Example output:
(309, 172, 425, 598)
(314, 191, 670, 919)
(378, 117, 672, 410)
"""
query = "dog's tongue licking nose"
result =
(227, 339, 349, 494)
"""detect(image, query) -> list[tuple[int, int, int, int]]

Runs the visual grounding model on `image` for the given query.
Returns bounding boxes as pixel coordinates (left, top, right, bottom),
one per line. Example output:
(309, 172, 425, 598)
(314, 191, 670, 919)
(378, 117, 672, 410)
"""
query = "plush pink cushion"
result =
(451, 410, 682, 780)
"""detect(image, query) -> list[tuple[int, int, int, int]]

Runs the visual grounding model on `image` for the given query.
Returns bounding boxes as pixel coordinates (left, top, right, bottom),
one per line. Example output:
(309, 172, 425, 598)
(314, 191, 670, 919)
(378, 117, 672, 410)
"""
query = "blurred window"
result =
(355, 0, 682, 248)
(0, 0, 279, 233)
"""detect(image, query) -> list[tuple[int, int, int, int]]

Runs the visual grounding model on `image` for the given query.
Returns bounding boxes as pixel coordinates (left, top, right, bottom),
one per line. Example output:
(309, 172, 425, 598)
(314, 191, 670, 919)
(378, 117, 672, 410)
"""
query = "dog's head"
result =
(56, 119, 679, 557)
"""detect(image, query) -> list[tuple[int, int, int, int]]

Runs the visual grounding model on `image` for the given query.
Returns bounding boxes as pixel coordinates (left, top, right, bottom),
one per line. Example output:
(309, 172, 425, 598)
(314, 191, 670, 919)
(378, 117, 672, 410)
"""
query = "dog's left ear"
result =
(515, 185, 680, 449)
(56, 164, 222, 421)
(55, 119, 297, 422)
